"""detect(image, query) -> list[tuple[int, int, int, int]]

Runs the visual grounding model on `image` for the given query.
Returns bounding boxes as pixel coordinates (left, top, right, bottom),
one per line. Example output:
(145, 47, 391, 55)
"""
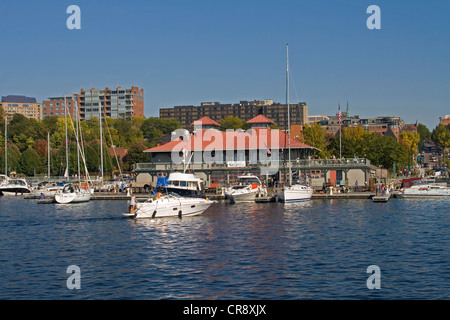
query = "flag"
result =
(182, 147, 188, 161)
(264, 143, 271, 155)
(64, 167, 69, 178)
(338, 103, 342, 124)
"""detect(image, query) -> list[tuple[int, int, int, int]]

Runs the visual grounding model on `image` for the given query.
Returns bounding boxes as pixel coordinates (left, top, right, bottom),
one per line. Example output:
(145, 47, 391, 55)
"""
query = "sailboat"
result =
(55, 97, 92, 204)
(277, 44, 313, 203)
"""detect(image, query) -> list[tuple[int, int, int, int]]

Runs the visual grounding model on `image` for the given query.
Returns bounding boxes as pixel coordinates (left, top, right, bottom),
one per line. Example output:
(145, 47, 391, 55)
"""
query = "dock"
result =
(312, 192, 375, 199)
(372, 193, 393, 202)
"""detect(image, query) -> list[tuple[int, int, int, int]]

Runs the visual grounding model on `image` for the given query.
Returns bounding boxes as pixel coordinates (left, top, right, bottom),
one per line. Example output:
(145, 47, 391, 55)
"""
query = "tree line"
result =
(0, 107, 180, 177)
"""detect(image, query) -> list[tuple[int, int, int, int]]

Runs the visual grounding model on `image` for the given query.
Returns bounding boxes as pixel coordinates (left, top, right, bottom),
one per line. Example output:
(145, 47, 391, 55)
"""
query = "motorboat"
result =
(397, 184, 450, 198)
(0, 175, 31, 196)
(54, 183, 92, 204)
(123, 192, 215, 219)
(224, 174, 267, 203)
(277, 183, 313, 203)
(165, 172, 205, 198)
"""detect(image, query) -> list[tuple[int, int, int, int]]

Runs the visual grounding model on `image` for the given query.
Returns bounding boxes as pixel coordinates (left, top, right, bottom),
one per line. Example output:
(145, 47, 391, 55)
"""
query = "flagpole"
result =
(339, 102, 342, 159)
(64, 94, 69, 181)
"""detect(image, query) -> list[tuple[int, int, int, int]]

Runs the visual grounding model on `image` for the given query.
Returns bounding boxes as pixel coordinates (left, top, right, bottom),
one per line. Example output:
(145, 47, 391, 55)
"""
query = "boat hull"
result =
(125, 196, 214, 219)
(225, 189, 259, 203)
(278, 185, 313, 203)
(55, 191, 91, 204)
(0, 187, 31, 196)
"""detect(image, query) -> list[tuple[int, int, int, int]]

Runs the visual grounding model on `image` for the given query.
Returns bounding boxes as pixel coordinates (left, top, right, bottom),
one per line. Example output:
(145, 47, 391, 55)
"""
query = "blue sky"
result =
(1, 0, 449, 130)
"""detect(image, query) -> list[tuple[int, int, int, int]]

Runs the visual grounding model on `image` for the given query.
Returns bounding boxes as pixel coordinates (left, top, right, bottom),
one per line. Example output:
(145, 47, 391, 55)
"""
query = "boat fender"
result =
(178, 210, 182, 219)
(152, 210, 157, 218)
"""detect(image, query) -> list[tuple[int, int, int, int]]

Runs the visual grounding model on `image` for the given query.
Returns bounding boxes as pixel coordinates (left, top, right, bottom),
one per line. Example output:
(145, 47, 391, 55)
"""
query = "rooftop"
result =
(1, 95, 37, 103)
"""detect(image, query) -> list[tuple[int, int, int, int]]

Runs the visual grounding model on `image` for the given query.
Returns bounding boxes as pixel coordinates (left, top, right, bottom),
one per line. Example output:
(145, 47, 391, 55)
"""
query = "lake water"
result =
(0, 196, 448, 300)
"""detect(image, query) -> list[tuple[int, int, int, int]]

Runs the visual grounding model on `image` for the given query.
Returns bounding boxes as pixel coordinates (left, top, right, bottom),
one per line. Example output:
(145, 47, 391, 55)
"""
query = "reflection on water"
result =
(0, 197, 449, 299)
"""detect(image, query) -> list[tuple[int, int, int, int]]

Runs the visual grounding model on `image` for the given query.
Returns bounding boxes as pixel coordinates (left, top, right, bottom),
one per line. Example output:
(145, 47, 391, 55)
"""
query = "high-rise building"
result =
(159, 99, 308, 129)
(78, 86, 144, 120)
(42, 86, 144, 121)
(41, 93, 78, 119)
(1, 95, 42, 121)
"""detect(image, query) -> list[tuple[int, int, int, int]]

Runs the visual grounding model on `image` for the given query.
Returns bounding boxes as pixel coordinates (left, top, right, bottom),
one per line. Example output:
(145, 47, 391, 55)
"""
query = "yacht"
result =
(165, 172, 205, 198)
(0, 175, 31, 196)
(224, 174, 267, 203)
(123, 192, 215, 219)
(397, 184, 450, 198)
(54, 183, 92, 204)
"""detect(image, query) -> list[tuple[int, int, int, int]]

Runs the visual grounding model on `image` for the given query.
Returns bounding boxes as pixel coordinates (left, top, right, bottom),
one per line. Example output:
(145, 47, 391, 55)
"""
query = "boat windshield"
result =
(237, 177, 260, 185)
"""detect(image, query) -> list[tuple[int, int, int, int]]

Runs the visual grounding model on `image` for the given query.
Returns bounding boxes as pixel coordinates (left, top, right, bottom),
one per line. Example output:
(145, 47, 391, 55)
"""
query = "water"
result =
(0, 196, 449, 299)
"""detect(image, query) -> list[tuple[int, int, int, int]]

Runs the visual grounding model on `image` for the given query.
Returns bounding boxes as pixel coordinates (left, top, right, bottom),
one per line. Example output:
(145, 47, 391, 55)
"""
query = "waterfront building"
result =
(159, 99, 308, 130)
(1, 95, 42, 121)
(315, 113, 405, 139)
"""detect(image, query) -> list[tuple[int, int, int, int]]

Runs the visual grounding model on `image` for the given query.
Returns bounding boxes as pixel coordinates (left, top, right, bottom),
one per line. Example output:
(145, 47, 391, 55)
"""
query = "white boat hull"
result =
(278, 185, 313, 203)
(55, 190, 91, 204)
(397, 184, 450, 198)
(125, 195, 215, 219)
(225, 188, 260, 203)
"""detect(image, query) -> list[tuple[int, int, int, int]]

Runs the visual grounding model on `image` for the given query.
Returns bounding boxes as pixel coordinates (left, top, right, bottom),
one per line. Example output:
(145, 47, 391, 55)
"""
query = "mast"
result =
(64, 95, 69, 180)
(47, 132, 50, 178)
(4, 115, 7, 176)
(286, 44, 292, 186)
(75, 100, 81, 186)
(99, 100, 104, 184)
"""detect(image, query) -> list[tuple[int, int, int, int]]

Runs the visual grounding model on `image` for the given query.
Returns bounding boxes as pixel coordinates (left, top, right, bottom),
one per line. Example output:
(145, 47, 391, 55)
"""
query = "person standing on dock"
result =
(355, 180, 359, 192)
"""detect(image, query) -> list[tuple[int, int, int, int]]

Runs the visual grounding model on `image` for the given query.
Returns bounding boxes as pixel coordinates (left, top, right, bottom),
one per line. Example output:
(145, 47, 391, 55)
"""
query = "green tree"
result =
(302, 123, 329, 157)
(123, 140, 151, 171)
(141, 117, 180, 145)
(0, 143, 21, 175)
(417, 123, 431, 151)
(431, 124, 450, 150)
(19, 147, 43, 176)
(219, 116, 245, 131)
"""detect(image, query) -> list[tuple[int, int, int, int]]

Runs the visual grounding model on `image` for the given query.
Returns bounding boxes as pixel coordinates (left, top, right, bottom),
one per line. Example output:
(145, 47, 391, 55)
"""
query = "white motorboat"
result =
(123, 192, 215, 219)
(54, 183, 91, 204)
(224, 174, 267, 203)
(165, 172, 205, 198)
(278, 183, 313, 203)
(397, 184, 450, 198)
(0, 175, 31, 196)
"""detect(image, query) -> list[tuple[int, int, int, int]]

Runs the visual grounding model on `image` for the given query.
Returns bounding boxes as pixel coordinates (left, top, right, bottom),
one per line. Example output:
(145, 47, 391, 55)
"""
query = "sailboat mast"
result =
(286, 44, 292, 186)
(75, 100, 81, 186)
(4, 115, 7, 176)
(47, 132, 50, 178)
(64, 95, 69, 180)
(99, 101, 103, 184)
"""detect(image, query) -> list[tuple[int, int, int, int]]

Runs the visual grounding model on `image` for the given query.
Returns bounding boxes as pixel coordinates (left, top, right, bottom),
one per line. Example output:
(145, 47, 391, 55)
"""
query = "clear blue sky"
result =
(1, 0, 449, 130)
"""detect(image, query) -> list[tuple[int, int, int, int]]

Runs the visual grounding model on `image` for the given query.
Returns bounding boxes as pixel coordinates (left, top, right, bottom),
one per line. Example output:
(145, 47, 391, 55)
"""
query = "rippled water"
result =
(0, 196, 449, 299)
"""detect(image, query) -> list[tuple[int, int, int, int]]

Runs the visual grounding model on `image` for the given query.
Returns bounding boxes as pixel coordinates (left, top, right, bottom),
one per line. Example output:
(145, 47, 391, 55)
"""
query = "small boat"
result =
(397, 184, 450, 198)
(224, 174, 267, 203)
(54, 183, 91, 204)
(0, 175, 31, 196)
(29, 181, 66, 198)
(165, 172, 205, 198)
(123, 192, 215, 219)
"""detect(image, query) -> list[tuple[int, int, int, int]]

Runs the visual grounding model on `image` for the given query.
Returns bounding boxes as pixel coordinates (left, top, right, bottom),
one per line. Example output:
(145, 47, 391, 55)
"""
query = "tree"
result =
(19, 147, 43, 176)
(141, 117, 180, 145)
(219, 116, 245, 131)
(417, 123, 431, 151)
(431, 124, 450, 150)
(123, 140, 151, 171)
(399, 131, 420, 165)
(302, 123, 329, 157)
(0, 143, 21, 175)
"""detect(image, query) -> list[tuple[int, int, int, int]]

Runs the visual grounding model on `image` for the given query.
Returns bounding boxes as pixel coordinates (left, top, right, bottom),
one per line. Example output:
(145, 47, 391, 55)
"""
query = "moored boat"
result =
(224, 174, 267, 203)
(165, 172, 205, 198)
(54, 183, 91, 204)
(397, 184, 450, 198)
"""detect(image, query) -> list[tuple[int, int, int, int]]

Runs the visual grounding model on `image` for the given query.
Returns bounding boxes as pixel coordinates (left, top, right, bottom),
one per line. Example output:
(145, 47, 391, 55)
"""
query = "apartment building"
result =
(160, 99, 308, 129)
(42, 86, 144, 121)
(79, 86, 144, 121)
(1, 95, 42, 121)
(42, 93, 77, 119)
